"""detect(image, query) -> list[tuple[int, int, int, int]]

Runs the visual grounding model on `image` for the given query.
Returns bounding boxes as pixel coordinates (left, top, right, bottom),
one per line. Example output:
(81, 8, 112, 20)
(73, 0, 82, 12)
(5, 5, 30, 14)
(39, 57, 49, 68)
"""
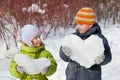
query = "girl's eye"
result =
(34, 35, 40, 39)
(35, 37, 38, 39)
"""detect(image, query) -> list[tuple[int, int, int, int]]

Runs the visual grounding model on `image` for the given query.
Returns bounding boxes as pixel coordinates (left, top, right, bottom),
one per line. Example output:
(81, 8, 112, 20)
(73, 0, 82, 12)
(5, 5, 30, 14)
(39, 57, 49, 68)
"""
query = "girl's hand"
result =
(41, 67, 48, 75)
(17, 66, 24, 74)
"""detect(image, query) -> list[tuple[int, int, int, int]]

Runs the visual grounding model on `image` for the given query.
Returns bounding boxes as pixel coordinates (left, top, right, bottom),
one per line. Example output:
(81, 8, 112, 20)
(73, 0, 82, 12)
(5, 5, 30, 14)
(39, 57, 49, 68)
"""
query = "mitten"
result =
(41, 67, 48, 75)
(94, 54, 105, 64)
(17, 66, 24, 74)
(62, 46, 71, 56)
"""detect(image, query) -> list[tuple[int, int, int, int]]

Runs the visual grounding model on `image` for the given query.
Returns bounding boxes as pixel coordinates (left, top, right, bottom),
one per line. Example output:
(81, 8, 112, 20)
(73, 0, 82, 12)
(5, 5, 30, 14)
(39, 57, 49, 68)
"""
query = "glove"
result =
(17, 66, 24, 74)
(62, 46, 71, 56)
(94, 54, 105, 64)
(41, 67, 48, 75)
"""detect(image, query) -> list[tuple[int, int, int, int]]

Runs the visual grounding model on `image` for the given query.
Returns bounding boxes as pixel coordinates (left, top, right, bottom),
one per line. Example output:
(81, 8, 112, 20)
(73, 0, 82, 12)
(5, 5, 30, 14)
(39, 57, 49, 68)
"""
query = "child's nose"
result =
(37, 37, 41, 40)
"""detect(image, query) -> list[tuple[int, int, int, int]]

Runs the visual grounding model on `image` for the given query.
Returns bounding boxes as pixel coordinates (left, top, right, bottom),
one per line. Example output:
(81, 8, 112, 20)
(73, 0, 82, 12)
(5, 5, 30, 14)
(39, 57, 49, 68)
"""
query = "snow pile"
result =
(15, 54, 50, 75)
(61, 34, 104, 68)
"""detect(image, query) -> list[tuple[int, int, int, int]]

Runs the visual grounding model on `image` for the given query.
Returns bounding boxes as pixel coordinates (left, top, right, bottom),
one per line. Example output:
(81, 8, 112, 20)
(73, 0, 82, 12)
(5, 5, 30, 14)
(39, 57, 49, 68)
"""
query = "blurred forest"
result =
(0, 0, 120, 49)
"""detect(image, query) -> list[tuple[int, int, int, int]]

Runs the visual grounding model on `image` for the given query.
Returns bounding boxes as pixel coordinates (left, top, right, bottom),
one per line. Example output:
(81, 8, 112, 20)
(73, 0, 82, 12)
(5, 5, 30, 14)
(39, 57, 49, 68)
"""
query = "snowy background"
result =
(0, 23, 120, 80)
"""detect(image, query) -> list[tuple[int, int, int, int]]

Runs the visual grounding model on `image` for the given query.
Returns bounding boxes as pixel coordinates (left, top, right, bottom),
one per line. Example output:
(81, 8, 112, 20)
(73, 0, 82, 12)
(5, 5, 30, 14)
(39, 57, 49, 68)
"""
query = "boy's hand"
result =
(94, 54, 105, 64)
(62, 46, 71, 56)
(17, 66, 24, 74)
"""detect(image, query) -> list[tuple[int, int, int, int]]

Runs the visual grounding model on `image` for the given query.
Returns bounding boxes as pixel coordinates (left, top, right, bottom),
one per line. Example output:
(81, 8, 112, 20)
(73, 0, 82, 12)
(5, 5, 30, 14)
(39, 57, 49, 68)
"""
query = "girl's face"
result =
(32, 34, 42, 47)
(77, 24, 92, 33)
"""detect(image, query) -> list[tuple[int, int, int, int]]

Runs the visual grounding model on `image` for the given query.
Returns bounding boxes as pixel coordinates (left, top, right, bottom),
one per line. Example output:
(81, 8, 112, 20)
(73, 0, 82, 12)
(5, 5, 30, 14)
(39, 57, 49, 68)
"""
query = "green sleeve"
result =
(41, 50, 57, 76)
(9, 58, 24, 78)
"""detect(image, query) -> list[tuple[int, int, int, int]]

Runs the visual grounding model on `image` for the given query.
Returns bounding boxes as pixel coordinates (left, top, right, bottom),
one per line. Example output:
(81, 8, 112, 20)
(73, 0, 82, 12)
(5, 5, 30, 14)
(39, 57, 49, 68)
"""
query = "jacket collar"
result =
(20, 43, 45, 53)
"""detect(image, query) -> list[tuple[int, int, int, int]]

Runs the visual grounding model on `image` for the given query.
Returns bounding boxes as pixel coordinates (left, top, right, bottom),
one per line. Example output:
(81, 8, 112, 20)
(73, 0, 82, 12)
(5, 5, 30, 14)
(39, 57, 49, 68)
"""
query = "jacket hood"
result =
(75, 23, 101, 38)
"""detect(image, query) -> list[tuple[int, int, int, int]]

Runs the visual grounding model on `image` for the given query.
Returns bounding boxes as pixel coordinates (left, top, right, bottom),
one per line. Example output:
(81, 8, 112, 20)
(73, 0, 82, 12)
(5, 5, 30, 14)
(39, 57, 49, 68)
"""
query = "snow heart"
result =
(14, 54, 51, 75)
(62, 34, 104, 68)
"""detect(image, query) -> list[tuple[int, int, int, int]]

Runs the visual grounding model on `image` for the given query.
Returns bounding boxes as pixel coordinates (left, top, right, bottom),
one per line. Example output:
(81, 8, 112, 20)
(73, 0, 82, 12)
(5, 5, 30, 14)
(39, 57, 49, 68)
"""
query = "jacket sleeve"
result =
(59, 47, 71, 62)
(41, 50, 57, 76)
(100, 35, 112, 65)
(9, 58, 24, 78)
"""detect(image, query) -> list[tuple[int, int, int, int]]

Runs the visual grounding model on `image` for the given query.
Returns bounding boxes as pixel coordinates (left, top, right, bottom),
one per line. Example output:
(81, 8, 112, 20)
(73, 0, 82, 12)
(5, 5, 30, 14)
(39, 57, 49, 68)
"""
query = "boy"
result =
(60, 7, 112, 80)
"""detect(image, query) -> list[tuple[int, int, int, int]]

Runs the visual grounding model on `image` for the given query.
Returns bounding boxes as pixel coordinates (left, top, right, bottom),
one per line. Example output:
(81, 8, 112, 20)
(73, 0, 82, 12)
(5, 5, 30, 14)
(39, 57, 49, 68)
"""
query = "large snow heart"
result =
(14, 54, 51, 75)
(62, 34, 104, 68)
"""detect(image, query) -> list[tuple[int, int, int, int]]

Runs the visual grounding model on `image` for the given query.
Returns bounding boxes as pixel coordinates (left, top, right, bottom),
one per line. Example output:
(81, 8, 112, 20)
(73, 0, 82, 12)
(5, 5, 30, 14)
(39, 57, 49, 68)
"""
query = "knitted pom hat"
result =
(21, 24, 42, 46)
(75, 7, 96, 25)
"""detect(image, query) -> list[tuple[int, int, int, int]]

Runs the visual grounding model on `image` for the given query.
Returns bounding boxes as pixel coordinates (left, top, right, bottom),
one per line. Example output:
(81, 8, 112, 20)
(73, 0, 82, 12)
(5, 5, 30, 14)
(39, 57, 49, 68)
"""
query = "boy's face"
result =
(77, 24, 92, 33)
(32, 34, 42, 47)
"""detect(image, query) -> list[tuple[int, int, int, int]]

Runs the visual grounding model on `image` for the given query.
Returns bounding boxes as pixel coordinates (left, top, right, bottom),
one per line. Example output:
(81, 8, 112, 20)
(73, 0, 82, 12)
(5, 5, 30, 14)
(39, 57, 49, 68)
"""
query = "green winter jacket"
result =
(9, 43, 57, 80)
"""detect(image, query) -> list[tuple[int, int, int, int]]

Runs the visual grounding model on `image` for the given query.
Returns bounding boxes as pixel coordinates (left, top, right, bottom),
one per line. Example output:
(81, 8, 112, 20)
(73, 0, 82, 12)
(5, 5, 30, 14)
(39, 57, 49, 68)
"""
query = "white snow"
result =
(0, 24, 120, 80)
(61, 34, 104, 68)
(15, 54, 50, 75)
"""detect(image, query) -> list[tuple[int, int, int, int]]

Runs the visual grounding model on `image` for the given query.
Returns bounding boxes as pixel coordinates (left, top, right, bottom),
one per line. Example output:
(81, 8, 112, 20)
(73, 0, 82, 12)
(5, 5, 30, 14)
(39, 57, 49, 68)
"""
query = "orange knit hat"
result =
(75, 7, 96, 25)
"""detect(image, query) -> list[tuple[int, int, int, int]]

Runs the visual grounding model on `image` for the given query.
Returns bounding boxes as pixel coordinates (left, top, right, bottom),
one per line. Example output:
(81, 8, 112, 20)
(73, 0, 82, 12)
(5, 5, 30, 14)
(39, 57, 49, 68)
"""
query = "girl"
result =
(9, 24, 57, 80)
